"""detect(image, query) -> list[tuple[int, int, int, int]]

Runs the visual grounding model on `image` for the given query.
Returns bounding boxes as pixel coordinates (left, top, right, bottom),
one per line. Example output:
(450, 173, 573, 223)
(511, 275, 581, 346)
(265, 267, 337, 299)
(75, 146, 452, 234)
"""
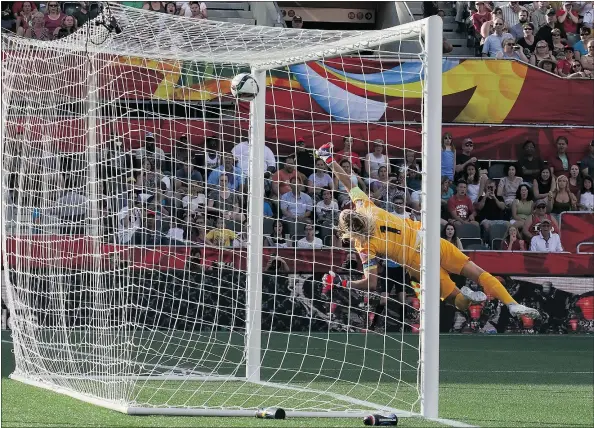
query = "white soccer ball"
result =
(230, 73, 259, 101)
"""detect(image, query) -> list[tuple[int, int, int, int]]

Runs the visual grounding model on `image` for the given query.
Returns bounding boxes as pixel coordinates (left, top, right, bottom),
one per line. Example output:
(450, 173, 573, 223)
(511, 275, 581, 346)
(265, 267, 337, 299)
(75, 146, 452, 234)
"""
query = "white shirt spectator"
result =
(584, 7, 594, 29)
(316, 199, 339, 218)
(232, 141, 276, 176)
(530, 232, 564, 252)
(134, 145, 166, 162)
(297, 236, 324, 249)
(167, 226, 185, 242)
(308, 171, 333, 190)
(580, 192, 594, 210)
(280, 190, 313, 218)
(182, 194, 206, 213)
(117, 205, 141, 244)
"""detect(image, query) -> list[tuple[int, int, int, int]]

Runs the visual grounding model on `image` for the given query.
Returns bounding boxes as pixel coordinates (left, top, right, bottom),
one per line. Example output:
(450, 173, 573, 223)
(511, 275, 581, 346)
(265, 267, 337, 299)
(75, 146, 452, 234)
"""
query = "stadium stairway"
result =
(206, 2, 256, 25)
(406, 1, 474, 56)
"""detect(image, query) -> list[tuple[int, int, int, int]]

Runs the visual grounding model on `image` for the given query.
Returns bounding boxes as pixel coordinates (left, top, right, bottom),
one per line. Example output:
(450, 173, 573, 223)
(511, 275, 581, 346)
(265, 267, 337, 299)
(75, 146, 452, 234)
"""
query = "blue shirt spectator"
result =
(482, 31, 514, 57)
(263, 200, 273, 217)
(280, 181, 313, 220)
(207, 155, 243, 191)
(176, 165, 203, 186)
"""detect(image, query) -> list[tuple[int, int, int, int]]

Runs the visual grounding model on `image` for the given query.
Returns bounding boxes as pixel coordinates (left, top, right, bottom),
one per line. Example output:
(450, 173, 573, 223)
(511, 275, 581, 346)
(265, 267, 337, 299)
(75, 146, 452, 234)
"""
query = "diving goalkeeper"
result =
(317, 143, 539, 319)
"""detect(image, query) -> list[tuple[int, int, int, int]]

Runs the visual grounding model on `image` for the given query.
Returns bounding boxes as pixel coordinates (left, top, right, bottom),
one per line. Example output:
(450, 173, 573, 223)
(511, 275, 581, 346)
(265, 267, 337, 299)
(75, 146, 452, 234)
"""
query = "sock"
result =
(454, 293, 471, 311)
(478, 272, 517, 305)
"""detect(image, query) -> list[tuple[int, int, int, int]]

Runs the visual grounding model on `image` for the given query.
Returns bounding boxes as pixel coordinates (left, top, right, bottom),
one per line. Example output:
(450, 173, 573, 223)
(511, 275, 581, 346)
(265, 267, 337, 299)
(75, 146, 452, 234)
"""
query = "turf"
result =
(2, 333, 593, 427)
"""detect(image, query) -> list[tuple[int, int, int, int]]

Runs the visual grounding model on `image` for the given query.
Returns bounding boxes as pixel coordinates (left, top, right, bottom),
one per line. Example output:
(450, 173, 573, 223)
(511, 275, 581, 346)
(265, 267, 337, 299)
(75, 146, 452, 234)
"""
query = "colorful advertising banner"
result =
(103, 56, 594, 126)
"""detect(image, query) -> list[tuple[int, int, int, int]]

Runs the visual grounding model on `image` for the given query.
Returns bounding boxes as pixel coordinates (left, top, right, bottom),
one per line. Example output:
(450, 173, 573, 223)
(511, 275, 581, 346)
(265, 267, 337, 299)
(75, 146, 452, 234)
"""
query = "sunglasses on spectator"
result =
(465, 142, 473, 147)
(537, 205, 546, 208)
(495, 23, 503, 26)
(523, 27, 532, 31)
(572, 63, 582, 68)
(537, 44, 547, 48)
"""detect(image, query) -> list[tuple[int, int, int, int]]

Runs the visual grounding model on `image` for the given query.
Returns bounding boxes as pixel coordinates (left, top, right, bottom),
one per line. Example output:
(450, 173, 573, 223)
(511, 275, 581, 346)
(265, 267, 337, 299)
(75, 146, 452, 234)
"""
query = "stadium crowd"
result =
(451, 1, 594, 77)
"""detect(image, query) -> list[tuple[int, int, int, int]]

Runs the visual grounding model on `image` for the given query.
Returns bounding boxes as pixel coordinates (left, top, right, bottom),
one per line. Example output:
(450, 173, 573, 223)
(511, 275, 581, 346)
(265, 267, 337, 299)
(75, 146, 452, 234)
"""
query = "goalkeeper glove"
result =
(316, 142, 335, 166)
(321, 271, 349, 296)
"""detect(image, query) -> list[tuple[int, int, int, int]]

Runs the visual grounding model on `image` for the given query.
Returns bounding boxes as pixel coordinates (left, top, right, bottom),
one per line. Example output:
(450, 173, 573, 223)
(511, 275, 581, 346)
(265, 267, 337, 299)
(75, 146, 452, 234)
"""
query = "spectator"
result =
(44, 1, 65, 38)
(441, 223, 464, 250)
(447, 180, 479, 227)
(463, 163, 487, 203)
(189, 1, 207, 19)
(334, 159, 366, 207)
(577, 175, 594, 211)
(15, 1, 34, 36)
(133, 213, 169, 246)
(530, 1, 549, 32)
(316, 188, 339, 227)
(441, 176, 454, 224)
(390, 194, 410, 219)
(476, 179, 508, 236)
(335, 136, 362, 174)
(482, 18, 514, 57)
(24, 11, 50, 40)
(232, 220, 249, 248)
(207, 174, 244, 223)
(136, 158, 162, 201)
(498, 164, 523, 207)
(164, 2, 178, 15)
(454, 138, 478, 182)
(207, 154, 243, 192)
(280, 177, 313, 224)
(231, 140, 276, 178)
(181, 183, 206, 214)
(175, 161, 203, 190)
(574, 28, 592, 60)
(365, 139, 391, 179)
(501, 1, 523, 28)
(556, 2, 579, 46)
(54, 14, 77, 39)
(135, 132, 166, 166)
(548, 135, 573, 178)
(550, 28, 568, 57)
(144, 1, 166, 12)
(195, 137, 221, 182)
(263, 219, 290, 248)
(530, 41, 557, 66)
(557, 46, 577, 76)
(517, 23, 537, 59)
(584, 3, 594, 30)
(308, 159, 333, 201)
(517, 140, 545, 182)
(496, 38, 529, 61)
(523, 199, 560, 242)
(291, 15, 303, 29)
(533, 166, 557, 200)
(530, 218, 564, 252)
(179, 2, 207, 18)
(330, 227, 345, 248)
(548, 175, 577, 221)
(205, 217, 236, 247)
(72, 1, 99, 26)
(189, 224, 213, 246)
(509, 8, 530, 40)
(581, 140, 594, 176)
(535, 9, 566, 49)
(441, 132, 456, 181)
(399, 149, 422, 192)
(295, 137, 316, 179)
(297, 224, 323, 248)
(167, 217, 185, 242)
(566, 60, 592, 78)
(510, 183, 534, 230)
(502, 224, 526, 251)
(538, 58, 557, 73)
(580, 39, 594, 71)
(568, 164, 582, 195)
(471, 1, 492, 35)
(270, 154, 307, 199)
(117, 191, 141, 244)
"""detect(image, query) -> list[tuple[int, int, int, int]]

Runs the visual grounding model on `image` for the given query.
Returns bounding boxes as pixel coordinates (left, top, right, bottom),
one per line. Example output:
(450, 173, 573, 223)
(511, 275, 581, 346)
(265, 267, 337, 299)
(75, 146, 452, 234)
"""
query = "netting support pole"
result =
(245, 69, 266, 382)
(420, 15, 443, 420)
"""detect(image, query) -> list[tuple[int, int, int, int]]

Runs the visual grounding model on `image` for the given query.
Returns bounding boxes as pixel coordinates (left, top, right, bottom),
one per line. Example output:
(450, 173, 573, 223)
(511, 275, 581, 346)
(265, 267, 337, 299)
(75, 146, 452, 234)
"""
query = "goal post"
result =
(1, 3, 443, 420)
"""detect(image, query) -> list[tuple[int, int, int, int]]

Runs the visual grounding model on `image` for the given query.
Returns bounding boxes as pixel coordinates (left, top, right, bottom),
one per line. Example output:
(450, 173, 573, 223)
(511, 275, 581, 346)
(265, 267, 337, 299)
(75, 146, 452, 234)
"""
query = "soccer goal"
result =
(1, 3, 442, 420)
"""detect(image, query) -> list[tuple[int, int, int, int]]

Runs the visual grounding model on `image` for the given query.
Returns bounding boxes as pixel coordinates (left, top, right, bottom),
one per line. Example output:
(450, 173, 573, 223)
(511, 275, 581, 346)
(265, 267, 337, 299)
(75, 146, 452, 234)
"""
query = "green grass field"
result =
(2, 331, 593, 427)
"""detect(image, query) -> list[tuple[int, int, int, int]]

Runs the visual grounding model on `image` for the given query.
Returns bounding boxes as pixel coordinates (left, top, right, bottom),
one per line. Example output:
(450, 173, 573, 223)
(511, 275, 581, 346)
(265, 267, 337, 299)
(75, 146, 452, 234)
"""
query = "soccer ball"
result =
(230, 73, 259, 101)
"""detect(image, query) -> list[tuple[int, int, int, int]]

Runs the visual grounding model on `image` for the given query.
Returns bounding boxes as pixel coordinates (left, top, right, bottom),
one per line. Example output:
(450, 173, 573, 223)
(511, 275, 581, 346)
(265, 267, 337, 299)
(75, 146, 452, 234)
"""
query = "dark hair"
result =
(284, 154, 296, 164)
(441, 223, 458, 241)
(523, 140, 535, 149)
(271, 219, 284, 237)
(515, 183, 534, 201)
(463, 163, 480, 185)
(581, 175, 593, 194)
(538, 166, 552, 183)
(340, 159, 352, 168)
(503, 163, 517, 176)
(556, 136, 569, 145)
(456, 179, 467, 186)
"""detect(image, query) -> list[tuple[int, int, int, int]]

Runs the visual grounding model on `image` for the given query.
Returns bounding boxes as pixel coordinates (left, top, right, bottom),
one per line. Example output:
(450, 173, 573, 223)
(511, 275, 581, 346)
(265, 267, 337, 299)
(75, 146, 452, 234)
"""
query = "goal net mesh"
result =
(1, 3, 433, 417)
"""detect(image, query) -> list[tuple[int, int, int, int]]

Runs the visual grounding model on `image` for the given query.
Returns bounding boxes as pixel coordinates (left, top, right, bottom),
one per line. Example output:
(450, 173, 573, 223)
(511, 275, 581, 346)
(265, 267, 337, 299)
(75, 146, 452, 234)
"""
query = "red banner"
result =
(559, 212, 594, 253)
(4, 236, 594, 276)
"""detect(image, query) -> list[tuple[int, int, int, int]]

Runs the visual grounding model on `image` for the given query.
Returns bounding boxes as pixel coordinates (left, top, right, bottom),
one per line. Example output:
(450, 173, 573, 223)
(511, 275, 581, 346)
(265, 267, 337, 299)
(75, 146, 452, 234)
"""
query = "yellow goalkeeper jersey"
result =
(349, 187, 422, 273)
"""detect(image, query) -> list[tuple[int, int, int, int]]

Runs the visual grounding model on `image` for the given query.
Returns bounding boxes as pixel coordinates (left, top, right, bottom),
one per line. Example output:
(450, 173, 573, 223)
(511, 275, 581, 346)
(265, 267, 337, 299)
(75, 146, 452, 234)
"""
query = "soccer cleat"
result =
(508, 303, 541, 319)
(460, 286, 487, 304)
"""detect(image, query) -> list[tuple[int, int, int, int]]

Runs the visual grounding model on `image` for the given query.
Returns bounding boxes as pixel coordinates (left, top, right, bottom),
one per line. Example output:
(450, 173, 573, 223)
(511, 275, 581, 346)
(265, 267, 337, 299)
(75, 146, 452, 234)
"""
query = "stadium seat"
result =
(455, 222, 481, 240)
(465, 243, 489, 251)
(488, 223, 509, 244)
(284, 221, 306, 239)
(491, 238, 504, 250)
(263, 217, 274, 235)
(488, 163, 507, 180)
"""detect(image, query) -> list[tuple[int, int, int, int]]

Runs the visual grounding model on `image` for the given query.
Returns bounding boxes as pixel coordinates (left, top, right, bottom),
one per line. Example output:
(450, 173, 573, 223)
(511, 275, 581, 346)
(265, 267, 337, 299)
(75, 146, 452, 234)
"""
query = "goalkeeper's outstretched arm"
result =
(317, 143, 358, 193)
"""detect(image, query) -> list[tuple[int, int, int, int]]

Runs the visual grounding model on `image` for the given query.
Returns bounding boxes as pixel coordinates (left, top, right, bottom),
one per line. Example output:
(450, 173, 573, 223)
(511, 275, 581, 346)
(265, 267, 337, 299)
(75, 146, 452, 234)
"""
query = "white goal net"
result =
(1, 3, 442, 419)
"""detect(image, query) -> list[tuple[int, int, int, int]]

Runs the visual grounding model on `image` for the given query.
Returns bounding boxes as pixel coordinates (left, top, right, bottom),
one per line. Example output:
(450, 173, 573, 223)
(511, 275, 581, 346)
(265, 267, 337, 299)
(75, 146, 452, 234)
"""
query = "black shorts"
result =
(377, 265, 411, 295)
